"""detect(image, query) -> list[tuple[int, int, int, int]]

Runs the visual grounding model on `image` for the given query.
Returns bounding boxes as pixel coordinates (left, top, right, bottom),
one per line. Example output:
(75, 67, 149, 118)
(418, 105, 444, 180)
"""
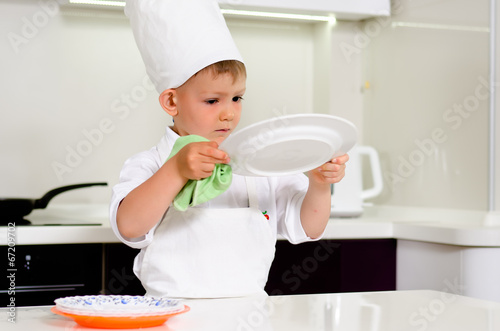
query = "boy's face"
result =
(170, 70, 246, 145)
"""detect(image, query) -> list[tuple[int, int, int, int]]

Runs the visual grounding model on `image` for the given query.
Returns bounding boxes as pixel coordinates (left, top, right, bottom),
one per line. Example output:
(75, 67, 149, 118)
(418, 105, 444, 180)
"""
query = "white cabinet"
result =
(397, 240, 500, 303)
(217, 0, 391, 20)
(63, 0, 391, 21)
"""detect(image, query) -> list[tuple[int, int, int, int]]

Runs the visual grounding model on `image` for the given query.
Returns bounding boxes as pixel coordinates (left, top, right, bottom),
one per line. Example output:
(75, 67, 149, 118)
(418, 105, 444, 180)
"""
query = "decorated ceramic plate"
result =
(52, 295, 189, 329)
(219, 114, 357, 176)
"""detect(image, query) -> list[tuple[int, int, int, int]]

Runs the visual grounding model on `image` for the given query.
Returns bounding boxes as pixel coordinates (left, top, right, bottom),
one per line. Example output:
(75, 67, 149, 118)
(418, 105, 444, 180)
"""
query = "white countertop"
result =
(1, 204, 500, 247)
(2, 290, 500, 330)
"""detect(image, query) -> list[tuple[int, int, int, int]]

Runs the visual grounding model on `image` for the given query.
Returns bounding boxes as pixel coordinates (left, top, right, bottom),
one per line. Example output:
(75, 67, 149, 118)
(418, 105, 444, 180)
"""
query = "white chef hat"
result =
(125, 0, 244, 94)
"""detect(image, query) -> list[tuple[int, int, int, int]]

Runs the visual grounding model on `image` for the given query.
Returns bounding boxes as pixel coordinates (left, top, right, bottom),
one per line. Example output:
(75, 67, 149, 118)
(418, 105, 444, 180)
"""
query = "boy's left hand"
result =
(307, 154, 349, 185)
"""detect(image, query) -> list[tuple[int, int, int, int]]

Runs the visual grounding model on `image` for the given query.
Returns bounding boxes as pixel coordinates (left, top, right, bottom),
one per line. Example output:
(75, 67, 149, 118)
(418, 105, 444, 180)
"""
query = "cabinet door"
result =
(103, 243, 145, 295)
(338, 239, 396, 292)
(265, 239, 396, 295)
(1, 244, 102, 307)
(265, 240, 342, 295)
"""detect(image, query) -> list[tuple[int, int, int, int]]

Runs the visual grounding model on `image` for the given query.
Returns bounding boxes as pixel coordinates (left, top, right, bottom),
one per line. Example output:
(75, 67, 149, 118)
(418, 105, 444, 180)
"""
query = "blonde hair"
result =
(197, 60, 246, 83)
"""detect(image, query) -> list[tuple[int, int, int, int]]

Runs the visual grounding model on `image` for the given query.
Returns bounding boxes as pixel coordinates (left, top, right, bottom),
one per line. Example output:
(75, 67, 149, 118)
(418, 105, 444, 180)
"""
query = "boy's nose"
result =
(220, 107, 234, 121)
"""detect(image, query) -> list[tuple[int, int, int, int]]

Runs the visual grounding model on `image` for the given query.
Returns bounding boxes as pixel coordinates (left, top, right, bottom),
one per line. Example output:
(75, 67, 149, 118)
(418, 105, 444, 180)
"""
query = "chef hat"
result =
(125, 0, 244, 94)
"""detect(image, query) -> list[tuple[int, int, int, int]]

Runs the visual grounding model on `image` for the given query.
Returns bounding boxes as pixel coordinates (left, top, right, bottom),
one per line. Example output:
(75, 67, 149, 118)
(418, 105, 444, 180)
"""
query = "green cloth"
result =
(166, 135, 232, 211)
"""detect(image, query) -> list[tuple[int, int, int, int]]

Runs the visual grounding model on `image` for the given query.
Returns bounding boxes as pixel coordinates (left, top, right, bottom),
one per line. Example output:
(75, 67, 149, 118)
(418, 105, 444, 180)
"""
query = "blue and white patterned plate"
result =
(54, 295, 184, 316)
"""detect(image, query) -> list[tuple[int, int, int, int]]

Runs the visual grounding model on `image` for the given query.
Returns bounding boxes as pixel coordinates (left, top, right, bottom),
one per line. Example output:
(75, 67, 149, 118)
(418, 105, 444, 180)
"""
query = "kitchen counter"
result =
(1, 204, 500, 247)
(2, 290, 500, 330)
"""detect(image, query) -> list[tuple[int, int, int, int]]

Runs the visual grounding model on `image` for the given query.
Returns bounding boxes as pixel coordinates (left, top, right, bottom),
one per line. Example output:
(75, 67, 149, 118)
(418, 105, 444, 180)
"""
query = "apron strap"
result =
(244, 177, 259, 209)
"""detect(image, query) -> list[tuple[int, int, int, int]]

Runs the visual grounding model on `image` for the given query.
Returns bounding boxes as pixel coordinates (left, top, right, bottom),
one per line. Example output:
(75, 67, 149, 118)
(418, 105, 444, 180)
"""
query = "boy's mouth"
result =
(216, 128, 231, 133)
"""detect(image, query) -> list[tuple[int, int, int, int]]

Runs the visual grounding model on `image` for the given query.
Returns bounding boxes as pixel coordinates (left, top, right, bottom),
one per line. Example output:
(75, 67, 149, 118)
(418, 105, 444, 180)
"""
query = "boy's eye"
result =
(232, 96, 244, 102)
(206, 99, 218, 105)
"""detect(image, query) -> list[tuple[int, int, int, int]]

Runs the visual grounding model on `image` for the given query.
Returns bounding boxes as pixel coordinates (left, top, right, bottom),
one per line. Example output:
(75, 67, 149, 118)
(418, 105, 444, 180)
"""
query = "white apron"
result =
(139, 177, 276, 298)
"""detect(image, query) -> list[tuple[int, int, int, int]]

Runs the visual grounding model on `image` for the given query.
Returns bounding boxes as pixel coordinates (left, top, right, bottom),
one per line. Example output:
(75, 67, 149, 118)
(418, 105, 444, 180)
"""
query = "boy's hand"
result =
(172, 141, 230, 180)
(307, 153, 349, 185)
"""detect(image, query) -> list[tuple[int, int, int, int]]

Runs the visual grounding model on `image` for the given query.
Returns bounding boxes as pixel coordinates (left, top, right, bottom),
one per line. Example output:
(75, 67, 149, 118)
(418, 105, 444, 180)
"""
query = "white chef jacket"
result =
(109, 127, 323, 281)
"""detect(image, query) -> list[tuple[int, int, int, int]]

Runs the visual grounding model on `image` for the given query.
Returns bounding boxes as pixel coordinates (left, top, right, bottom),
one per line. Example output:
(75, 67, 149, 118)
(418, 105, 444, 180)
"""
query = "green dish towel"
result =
(166, 135, 232, 211)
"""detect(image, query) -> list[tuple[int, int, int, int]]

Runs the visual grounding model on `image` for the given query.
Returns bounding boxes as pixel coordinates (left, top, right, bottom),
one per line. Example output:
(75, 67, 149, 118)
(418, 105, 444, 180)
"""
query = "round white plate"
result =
(219, 114, 357, 176)
(54, 295, 184, 316)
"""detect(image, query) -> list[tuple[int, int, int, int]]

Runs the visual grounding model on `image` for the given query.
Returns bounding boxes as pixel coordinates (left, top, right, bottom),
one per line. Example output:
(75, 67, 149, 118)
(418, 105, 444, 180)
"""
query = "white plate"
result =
(54, 295, 184, 316)
(219, 114, 357, 176)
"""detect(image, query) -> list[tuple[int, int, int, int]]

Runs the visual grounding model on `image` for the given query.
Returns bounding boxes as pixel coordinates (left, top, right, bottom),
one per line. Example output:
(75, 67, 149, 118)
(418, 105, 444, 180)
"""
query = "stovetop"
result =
(7, 203, 108, 227)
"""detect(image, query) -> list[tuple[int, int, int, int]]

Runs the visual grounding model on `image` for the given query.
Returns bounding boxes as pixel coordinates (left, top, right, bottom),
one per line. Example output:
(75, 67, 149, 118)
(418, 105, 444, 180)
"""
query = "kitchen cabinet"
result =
(397, 239, 500, 303)
(103, 239, 396, 298)
(103, 243, 145, 296)
(218, 0, 391, 21)
(0, 239, 396, 306)
(62, 0, 390, 21)
(265, 239, 396, 295)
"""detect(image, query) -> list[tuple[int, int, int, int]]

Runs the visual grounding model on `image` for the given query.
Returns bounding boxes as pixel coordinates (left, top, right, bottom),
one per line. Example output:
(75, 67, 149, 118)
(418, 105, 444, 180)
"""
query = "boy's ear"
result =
(159, 89, 178, 116)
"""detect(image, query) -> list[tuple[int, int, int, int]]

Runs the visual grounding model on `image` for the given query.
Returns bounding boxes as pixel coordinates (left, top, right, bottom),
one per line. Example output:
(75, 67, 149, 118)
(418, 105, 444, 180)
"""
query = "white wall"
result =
(495, 0, 500, 212)
(1, 2, 163, 203)
(361, 0, 491, 210)
(2, 0, 491, 211)
(0, 1, 362, 203)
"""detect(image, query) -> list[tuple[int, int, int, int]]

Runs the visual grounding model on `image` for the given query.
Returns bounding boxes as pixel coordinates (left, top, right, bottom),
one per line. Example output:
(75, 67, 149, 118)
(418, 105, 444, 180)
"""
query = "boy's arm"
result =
(116, 141, 229, 239)
(300, 154, 349, 239)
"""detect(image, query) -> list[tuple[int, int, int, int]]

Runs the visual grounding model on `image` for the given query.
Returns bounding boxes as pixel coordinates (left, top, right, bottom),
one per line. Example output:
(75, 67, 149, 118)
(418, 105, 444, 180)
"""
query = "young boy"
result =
(111, 0, 348, 298)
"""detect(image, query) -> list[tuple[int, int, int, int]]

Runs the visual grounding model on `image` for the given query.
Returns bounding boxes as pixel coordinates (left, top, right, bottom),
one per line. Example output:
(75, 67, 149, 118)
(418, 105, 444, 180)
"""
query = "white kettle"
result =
(331, 145, 383, 217)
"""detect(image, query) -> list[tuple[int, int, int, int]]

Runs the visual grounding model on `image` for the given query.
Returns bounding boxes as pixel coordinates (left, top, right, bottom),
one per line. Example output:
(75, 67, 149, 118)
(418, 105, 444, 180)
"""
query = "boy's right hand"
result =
(171, 141, 230, 181)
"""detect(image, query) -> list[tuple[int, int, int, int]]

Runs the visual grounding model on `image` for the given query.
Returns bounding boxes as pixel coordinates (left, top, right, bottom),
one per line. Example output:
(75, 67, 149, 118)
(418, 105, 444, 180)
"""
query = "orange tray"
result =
(51, 305, 190, 329)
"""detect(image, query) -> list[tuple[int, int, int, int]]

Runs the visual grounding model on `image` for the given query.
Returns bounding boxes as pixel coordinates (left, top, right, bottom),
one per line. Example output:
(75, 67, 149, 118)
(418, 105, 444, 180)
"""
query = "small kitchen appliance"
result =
(331, 145, 383, 217)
